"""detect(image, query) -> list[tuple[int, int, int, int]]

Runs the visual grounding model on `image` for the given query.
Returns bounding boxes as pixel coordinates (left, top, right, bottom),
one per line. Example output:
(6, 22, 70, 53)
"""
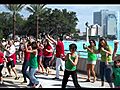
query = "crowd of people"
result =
(0, 34, 120, 88)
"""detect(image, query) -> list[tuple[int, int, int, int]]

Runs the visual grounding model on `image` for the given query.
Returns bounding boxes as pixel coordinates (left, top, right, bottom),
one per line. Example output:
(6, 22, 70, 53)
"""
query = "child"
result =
(62, 43, 81, 88)
(112, 59, 120, 88)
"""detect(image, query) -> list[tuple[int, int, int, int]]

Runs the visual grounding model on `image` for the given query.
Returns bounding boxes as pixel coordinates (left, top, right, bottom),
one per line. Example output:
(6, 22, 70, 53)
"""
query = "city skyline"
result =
(0, 4, 120, 32)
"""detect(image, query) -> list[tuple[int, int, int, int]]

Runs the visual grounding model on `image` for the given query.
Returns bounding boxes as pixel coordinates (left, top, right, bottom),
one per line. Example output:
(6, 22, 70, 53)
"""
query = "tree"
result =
(24, 8, 78, 38)
(26, 4, 46, 40)
(0, 12, 13, 39)
(4, 4, 25, 40)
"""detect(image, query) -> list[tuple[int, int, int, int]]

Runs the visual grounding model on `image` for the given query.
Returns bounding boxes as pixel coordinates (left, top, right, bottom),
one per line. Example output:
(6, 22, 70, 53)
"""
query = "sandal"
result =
(85, 79, 90, 82)
(93, 77, 96, 83)
(6, 75, 12, 77)
(15, 76, 20, 80)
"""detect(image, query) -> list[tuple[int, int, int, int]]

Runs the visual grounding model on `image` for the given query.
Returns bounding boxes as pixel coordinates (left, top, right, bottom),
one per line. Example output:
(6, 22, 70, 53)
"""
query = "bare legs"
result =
(86, 64, 96, 82)
(38, 59, 45, 73)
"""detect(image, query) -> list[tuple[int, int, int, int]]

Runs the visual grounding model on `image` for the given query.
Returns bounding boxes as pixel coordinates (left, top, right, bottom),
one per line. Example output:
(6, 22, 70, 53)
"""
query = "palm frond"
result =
(16, 4, 26, 12)
(26, 5, 35, 13)
(4, 4, 26, 14)
(26, 4, 46, 15)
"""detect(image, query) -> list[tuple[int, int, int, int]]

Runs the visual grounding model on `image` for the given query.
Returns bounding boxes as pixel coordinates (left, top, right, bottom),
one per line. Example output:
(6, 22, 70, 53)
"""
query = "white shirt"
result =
(6, 45, 16, 57)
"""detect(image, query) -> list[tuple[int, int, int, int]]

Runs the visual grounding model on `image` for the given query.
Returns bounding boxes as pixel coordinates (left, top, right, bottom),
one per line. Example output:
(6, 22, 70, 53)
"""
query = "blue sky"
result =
(0, 4, 120, 32)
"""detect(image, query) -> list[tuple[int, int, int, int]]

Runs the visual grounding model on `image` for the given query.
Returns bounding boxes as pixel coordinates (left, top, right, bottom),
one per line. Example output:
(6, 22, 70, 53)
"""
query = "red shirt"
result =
(38, 49, 43, 56)
(56, 40, 65, 58)
(0, 51, 4, 64)
(43, 45, 52, 57)
(24, 51, 30, 61)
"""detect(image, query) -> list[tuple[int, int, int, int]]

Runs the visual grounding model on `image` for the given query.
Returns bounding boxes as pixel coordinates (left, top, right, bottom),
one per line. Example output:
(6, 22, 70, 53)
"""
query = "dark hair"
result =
(89, 39, 96, 46)
(27, 41, 31, 47)
(58, 36, 63, 41)
(98, 38, 108, 51)
(69, 43, 77, 51)
(31, 41, 37, 49)
(114, 60, 120, 68)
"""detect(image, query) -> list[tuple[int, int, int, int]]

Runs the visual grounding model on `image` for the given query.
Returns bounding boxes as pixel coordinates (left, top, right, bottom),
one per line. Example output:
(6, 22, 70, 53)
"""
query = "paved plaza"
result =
(0, 63, 111, 88)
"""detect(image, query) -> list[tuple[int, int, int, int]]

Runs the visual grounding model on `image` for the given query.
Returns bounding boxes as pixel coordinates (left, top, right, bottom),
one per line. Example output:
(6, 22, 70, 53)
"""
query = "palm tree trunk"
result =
(13, 13, 16, 40)
(36, 14, 39, 40)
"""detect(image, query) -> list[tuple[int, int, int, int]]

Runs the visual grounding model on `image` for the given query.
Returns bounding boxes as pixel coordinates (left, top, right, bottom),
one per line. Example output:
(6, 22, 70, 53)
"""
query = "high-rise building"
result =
(93, 9, 117, 38)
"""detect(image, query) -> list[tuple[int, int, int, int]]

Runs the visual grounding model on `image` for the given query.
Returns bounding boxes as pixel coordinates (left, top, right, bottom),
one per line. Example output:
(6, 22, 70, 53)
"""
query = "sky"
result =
(0, 4, 120, 32)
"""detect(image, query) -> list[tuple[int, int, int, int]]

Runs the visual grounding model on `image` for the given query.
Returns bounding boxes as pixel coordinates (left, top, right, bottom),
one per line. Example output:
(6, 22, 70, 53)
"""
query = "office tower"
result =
(93, 9, 117, 38)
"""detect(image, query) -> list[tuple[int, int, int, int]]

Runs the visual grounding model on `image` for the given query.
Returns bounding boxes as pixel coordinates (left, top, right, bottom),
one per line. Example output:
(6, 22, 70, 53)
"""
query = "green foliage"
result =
(73, 33, 80, 39)
(0, 5, 79, 39)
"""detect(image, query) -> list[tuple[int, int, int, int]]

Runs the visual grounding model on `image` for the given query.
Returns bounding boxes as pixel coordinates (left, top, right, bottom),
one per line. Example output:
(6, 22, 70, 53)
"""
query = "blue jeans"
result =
(22, 60, 29, 81)
(100, 61, 113, 83)
(28, 67, 39, 85)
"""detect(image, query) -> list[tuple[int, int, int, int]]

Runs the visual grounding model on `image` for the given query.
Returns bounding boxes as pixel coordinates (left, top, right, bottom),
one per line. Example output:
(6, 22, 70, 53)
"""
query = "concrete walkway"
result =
(0, 63, 112, 88)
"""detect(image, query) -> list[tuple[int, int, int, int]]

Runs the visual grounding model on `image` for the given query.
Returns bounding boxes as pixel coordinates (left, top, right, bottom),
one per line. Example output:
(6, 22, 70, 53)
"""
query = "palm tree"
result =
(26, 4, 46, 40)
(4, 4, 25, 40)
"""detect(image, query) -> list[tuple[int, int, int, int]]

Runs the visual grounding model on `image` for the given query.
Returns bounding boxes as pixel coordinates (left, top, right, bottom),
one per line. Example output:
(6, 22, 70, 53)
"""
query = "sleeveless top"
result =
(112, 67, 120, 86)
(100, 45, 112, 62)
(65, 54, 77, 71)
(28, 53, 38, 68)
(87, 46, 97, 61)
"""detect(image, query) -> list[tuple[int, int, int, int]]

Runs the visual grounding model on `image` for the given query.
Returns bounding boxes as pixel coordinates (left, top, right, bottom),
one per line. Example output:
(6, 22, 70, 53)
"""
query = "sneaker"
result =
(35, 81, 41, 88)
(52, 77, 59, 80)
(15, 76, 20, 80)
(27, 82, 34, 86)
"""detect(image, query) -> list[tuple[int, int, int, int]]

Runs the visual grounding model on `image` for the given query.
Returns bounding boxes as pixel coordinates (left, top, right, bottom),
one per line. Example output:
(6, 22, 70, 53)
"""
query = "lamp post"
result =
(117, 10, 120, 40)
(85, 22, 90, 42)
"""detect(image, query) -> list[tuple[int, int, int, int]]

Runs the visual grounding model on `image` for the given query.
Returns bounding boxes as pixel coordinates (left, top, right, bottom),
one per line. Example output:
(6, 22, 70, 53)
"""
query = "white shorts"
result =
(87, 60, 96, 65)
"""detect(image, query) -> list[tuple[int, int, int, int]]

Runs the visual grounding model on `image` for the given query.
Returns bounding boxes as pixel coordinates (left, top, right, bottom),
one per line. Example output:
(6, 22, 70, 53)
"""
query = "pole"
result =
(117, 10, 120, 40)
(86, 27, 89, 42)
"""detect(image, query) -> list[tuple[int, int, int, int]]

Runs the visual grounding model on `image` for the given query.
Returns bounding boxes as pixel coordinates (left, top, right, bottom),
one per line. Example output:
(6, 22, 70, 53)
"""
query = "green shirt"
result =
(113, 67, 120, 86)
(100, 45, 112, 62)
(65, 54, 77, 71)
(28, 53, 38, 68)
(87, 46, 97, 61)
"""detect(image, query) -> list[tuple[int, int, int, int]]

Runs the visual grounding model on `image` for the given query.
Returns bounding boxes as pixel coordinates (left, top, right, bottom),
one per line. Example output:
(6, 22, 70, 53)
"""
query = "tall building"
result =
(93, 10, 117, 38)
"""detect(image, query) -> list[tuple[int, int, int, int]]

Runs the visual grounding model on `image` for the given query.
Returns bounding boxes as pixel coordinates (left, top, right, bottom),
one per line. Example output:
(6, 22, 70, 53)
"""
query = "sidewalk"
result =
(0, 63, 111, 88)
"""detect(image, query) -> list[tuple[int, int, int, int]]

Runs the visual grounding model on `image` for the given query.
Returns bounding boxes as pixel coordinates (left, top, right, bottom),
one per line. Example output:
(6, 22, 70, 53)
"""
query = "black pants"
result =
(0, 64, 4, 77)
(62, 69, 81, 88)
(43, 57, 52, 69)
